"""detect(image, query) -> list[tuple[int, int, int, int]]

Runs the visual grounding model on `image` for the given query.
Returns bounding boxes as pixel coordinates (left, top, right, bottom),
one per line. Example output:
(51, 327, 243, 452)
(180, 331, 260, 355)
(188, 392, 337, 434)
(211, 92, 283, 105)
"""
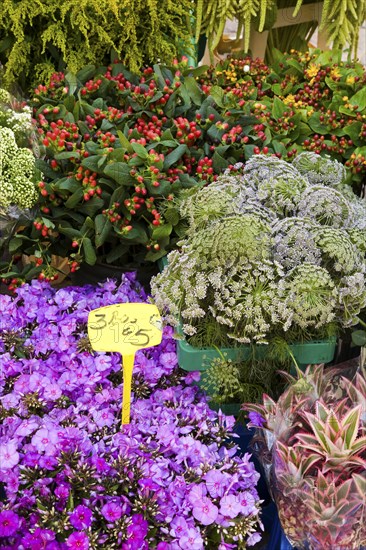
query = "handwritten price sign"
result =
(88, 303, 162, 424)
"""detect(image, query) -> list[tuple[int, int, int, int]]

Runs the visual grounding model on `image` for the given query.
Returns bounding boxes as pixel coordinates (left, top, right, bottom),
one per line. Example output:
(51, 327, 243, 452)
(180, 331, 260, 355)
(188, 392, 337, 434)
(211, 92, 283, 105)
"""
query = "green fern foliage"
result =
(0, 0, 194, 93)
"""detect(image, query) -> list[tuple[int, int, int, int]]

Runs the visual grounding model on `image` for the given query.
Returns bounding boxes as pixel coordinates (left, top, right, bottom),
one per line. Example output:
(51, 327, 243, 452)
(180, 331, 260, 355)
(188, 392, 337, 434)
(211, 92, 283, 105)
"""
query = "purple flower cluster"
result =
(0, 275, 262, 548)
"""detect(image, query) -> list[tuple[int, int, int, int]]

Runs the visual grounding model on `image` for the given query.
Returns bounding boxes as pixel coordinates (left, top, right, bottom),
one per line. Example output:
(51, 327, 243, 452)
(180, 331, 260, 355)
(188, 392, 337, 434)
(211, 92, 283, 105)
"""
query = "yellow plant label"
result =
(87, 303, 162, 424)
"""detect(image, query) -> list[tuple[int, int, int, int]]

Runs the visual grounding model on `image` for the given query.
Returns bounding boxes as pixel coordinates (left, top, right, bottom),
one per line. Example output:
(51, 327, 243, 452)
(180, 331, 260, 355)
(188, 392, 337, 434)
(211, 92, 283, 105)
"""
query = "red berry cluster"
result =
(75, 167, 102, 200)
(102, 202, 122, 224)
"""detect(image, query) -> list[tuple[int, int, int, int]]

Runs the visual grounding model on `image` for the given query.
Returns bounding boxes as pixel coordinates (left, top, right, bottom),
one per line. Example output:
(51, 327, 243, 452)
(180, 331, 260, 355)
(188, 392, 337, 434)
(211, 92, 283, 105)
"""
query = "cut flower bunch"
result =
(245, 363, 366, 550)
(0, 88, 41, 270)
(0, 276, 262, 549)
(151, 154, 366, 349)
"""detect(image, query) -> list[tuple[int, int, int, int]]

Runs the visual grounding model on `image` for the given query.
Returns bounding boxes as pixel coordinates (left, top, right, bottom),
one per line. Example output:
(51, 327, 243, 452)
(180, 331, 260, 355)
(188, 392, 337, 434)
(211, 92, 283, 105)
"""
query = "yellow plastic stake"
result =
(87, 303, 162, 425)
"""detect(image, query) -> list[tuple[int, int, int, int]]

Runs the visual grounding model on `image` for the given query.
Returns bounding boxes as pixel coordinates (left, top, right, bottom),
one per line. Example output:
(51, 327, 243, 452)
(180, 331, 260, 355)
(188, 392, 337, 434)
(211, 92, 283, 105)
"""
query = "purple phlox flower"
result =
(54, 289, 74, 310)
(159, 352, 178, 371)
(0, 510, 20, 537)
(184, 371, 201, 384)
(43, 383, 62, 401)
(101, 501, 123, 522)
(66, 531, 89, 549)
(248, 411, 266, 428)
(15, 416, 40, 437)
(94, 389, 112, 404)
(58, 371, 79, 391)
(94, 354, 112, 373)
(192, 496, 218, 525)
(1, 393, 19, 410)
(247, 532, 262, 546)
(204, 469, 229, 498)
(219, 494, 242, 519)
(123, 514, 148, 549)
(39, 455, 58, 470)
(69, 505, 93, 530)
(91, 456, 110, 474)
(31, 427, 59, 455)
(188, 484, 207, 506)
(92, 407, 115, 428)
(238, 491, 258, 515)
(169, 516, 188, 538)
(23, 527, 56, 548)
(54, 483, 70, 500)
(157, 544, 172, 550)
(178, 527, 204, 549)
(99, 279, 117, 292)
(0, 440, 19, 470)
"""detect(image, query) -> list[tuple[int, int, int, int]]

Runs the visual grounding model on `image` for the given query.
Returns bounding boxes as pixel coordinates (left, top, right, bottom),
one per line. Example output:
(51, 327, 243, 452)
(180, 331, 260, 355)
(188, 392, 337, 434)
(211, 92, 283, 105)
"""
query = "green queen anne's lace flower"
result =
(187, 213, 272, 269)
(297, 185, 354, 228)
(256, 173, 309, 217)
(313, 227, 365, 276)
(279, 263, 337, 329)
(292, 152, 346, 186)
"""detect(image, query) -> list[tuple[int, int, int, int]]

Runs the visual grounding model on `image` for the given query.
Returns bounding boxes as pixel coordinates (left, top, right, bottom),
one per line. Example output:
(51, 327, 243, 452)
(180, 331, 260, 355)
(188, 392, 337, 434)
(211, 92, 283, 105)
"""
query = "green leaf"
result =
(78, 197, 104, 217)
(117, 224, 148, 244)
(63, 95, 75, 112)
(131, 142, 148, 159)
(349, 87, 366, 111)
(65, 188, 84, 208)
(146, 179, 172, 197)
(80, 216, 94, 234)
(343, 406, 361, 448)
(82, 155, 106, 173)
(164, 207, 180, 226)
(35, 159, 59, 180)
(55, 151, 80, 161)
(8, 238, 23, 253)
(117, 130, 133, 152)
(307, 112, 328, 134)
(351, 330, 366, 347)
(76, 65, 96, 84)
(58, 227, 83, 239)
(82, 237, 97, 265)
(95, 214, 112, 247)
(209, 86, 225, 108)
(65, 72, 78, 95)
(272, 97, 287, 120)
(105, 243, 129, 264)
(182, 76, 202, 105)
(212, 151, 229, 173)
(104, 162, 133, 185)
(55, 177, 80, 193)
(151, 223, 172, 240)
(163, 144, 187, 169)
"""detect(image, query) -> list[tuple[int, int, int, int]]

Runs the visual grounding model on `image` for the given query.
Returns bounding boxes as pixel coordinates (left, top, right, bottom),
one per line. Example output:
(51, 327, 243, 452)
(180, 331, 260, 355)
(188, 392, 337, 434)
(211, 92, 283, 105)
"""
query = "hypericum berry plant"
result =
(3, 50, 366, 285)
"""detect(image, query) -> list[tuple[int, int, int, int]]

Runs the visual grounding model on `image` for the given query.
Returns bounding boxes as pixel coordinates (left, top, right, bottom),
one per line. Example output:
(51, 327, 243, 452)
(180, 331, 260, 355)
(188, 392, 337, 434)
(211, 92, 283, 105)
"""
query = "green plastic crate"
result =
(177, 337, 337, 372)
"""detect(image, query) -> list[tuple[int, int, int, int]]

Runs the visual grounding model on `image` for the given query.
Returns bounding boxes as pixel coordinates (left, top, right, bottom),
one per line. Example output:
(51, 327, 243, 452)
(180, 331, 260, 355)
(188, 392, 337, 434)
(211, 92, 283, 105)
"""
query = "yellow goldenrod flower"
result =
(346, 76, 355, 85)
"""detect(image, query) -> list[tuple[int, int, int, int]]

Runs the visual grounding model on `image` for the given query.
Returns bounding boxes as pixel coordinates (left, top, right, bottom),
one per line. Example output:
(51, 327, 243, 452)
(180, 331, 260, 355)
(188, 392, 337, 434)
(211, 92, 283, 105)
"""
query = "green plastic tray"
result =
(177, 337, 337, 372)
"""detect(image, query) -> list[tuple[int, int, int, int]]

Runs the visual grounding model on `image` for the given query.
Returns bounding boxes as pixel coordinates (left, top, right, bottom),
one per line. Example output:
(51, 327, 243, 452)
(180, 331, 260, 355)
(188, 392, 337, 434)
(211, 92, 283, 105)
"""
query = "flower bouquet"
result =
(0, 276, 263, 548)
(0, 87, 41, 288)
(245, 363, 366, 550)
(151, 154, 366, 402)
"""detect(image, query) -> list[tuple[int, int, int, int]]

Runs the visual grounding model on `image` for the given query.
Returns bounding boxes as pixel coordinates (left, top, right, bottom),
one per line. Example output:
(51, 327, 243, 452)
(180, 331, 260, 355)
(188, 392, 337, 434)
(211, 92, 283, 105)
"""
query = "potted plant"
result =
(244, 362, 366, 549)
(151, 154, 366, 406)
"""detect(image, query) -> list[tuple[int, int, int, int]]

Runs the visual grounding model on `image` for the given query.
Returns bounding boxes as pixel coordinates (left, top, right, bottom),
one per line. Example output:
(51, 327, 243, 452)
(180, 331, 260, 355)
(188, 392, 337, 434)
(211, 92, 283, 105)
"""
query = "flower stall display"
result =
(0, 276, 263, 548)
(2, 51, 366, 287)
(245, 363, 366, 550)
(151, 154, 366, 402)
